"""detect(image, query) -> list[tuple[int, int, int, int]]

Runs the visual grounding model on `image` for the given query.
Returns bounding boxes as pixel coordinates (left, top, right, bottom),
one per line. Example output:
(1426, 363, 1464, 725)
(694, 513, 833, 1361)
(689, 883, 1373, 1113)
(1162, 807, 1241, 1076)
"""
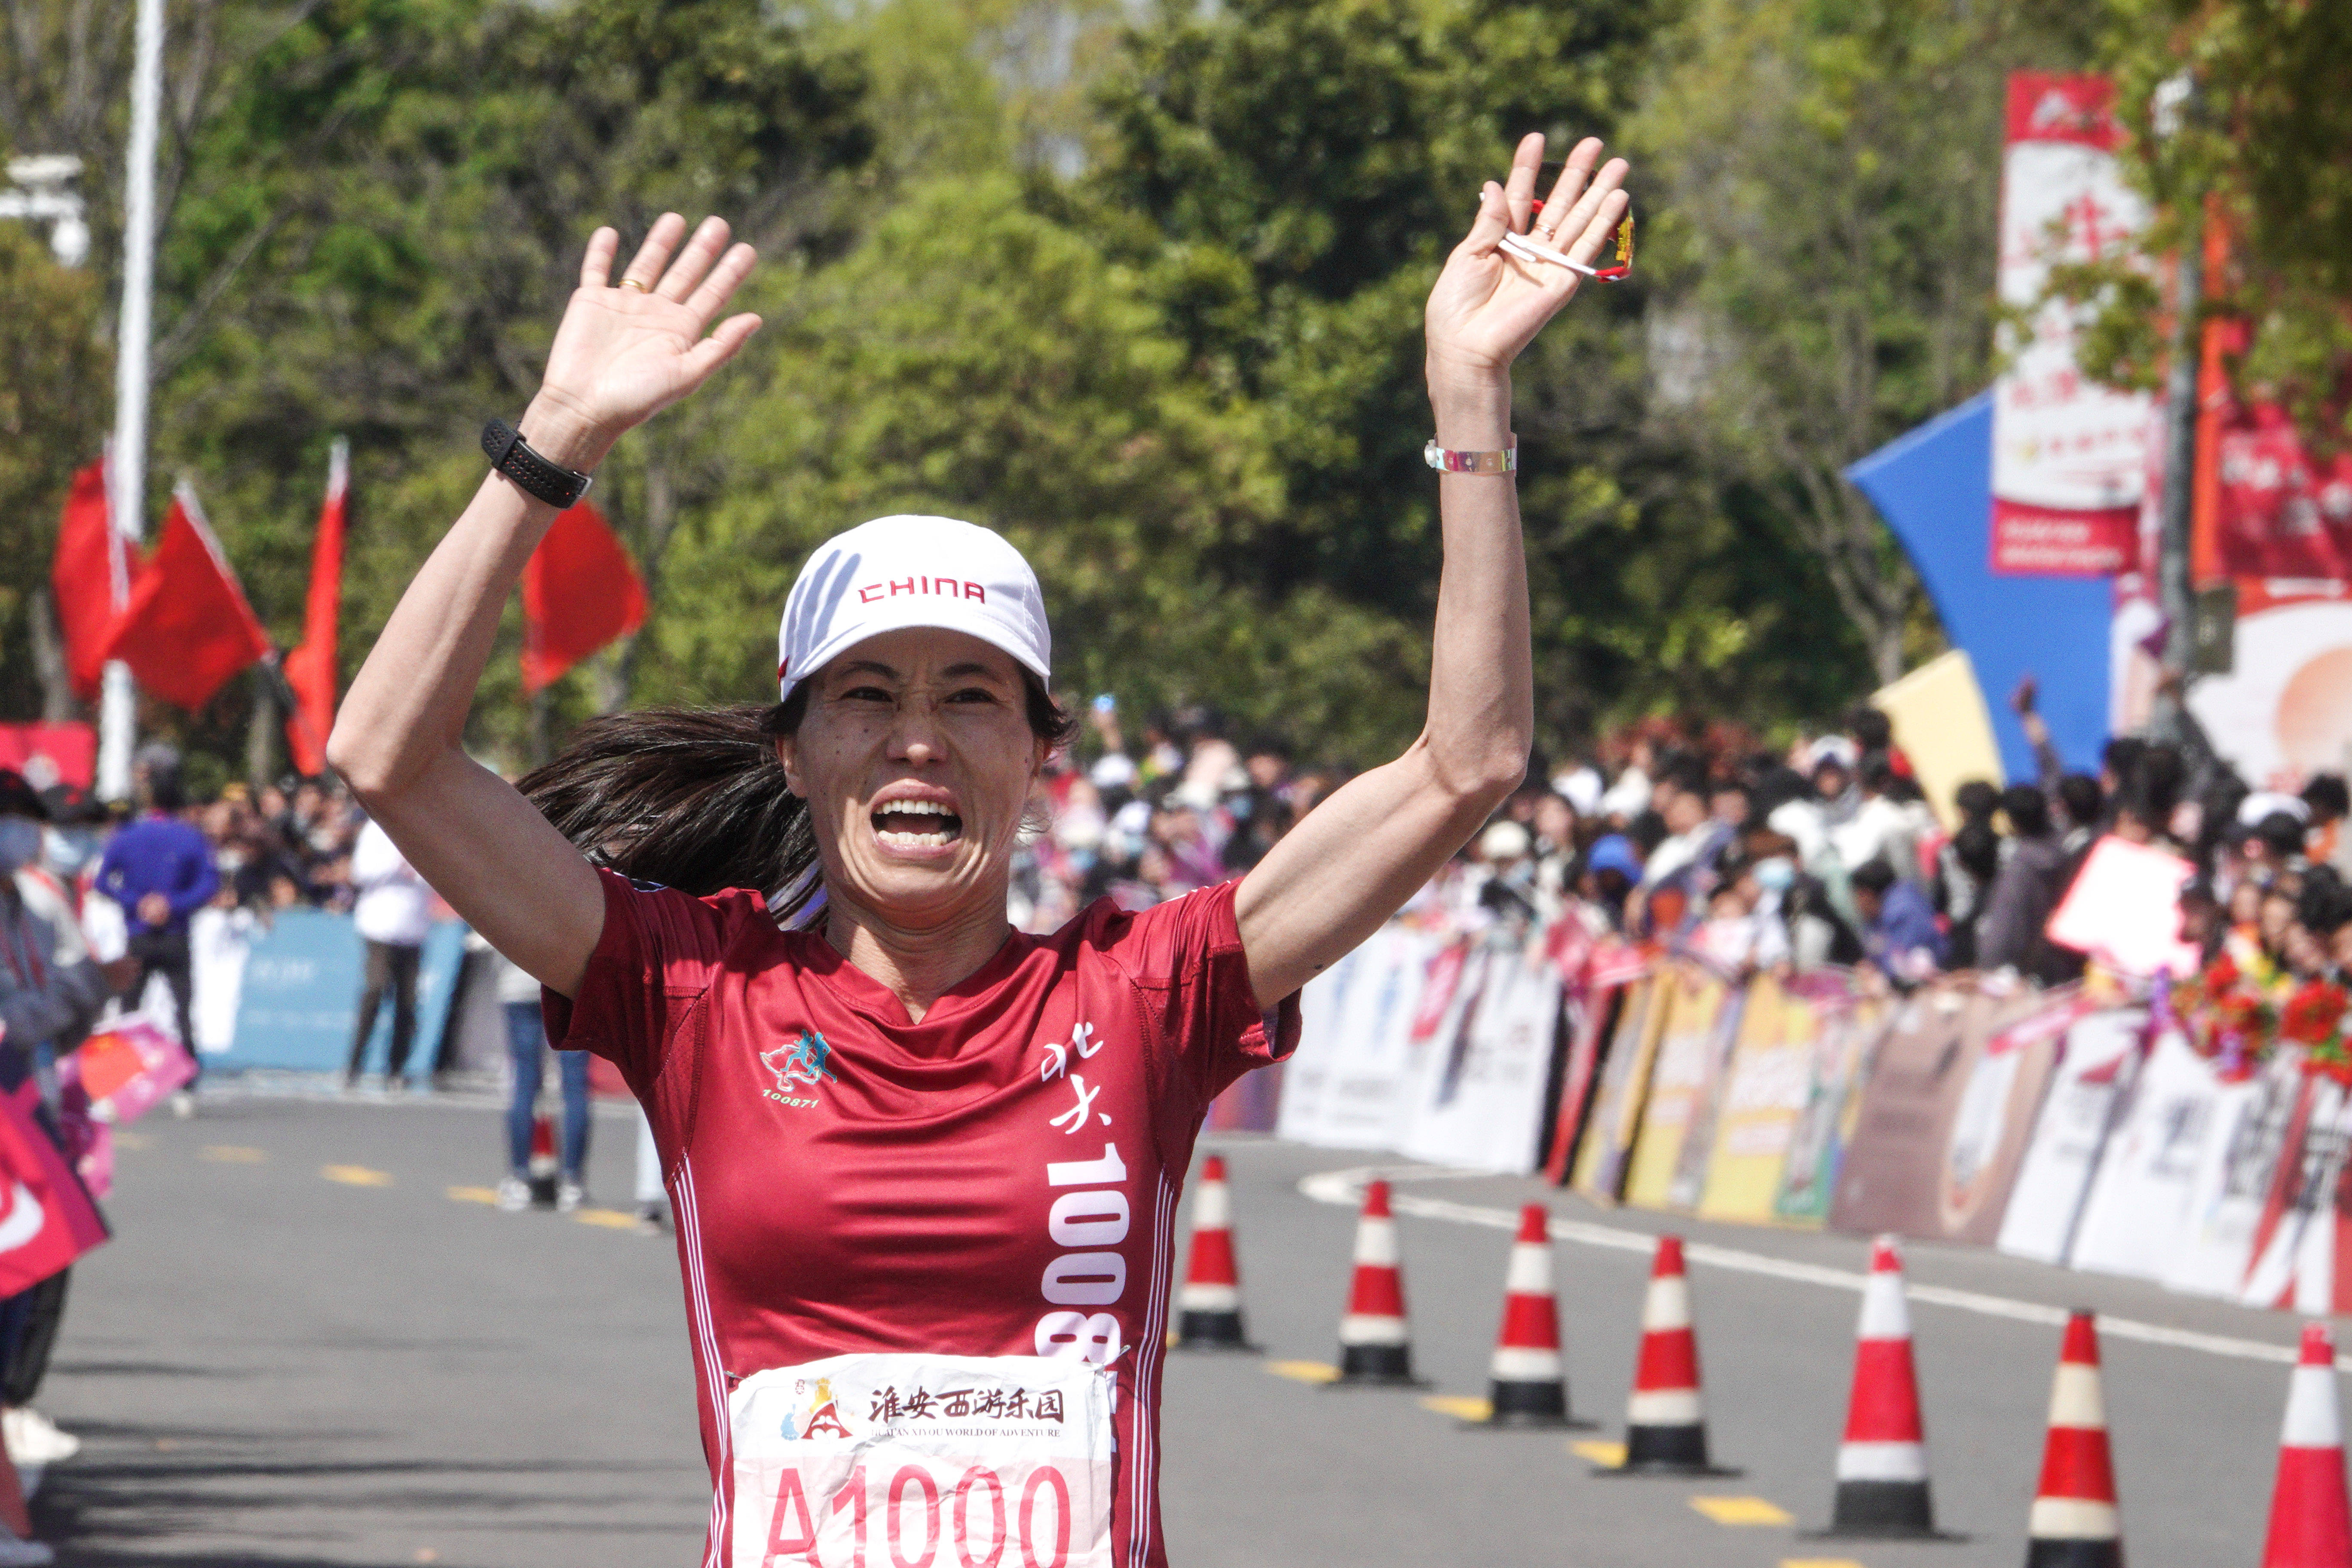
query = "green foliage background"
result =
(3, 0, 2225, 780)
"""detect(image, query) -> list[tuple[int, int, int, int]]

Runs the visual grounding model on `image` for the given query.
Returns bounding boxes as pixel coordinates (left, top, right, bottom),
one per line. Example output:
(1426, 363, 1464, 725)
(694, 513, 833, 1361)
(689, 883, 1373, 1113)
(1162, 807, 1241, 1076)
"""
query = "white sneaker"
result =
(495, 1175, 531, 1213)
(0, 1529, 55, 1565)
(557, 1181, 586, 1214)
(170, 1090, 195, 1119)
(4, 1407, 79, 1463)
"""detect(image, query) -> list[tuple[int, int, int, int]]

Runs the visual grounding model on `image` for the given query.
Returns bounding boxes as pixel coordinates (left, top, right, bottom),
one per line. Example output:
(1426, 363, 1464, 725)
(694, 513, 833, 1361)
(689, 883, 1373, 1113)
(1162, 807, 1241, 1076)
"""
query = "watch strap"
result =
(482, 418, 595, 509)
(1424, 437, 1517, 475)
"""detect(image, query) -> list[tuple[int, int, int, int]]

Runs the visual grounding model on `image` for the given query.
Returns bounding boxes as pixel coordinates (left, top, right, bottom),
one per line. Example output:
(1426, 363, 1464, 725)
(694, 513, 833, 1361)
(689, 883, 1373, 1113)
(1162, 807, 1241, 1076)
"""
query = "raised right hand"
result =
(521, 214, 762, 472)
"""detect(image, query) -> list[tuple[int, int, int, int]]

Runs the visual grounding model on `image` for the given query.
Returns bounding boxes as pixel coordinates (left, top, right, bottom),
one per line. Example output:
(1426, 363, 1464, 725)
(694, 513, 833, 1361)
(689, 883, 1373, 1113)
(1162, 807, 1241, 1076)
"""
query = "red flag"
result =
(49, 458, 131, 701)
(0, 1081, 108, 1298)
(282, 439, 348, 775)
(99, 482, 273, 710)
(521, 499, 646, 695)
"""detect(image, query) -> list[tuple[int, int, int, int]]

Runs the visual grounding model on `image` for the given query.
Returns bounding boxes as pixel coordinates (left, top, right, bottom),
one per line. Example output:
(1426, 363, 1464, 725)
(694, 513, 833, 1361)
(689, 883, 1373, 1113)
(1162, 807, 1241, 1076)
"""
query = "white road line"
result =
(1296, 1165, 2318, 1372)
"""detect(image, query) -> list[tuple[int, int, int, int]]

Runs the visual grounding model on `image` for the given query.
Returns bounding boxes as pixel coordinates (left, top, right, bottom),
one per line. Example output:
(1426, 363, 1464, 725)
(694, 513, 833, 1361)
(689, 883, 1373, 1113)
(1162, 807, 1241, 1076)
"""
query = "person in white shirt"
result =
(345, 817, 432, 1090)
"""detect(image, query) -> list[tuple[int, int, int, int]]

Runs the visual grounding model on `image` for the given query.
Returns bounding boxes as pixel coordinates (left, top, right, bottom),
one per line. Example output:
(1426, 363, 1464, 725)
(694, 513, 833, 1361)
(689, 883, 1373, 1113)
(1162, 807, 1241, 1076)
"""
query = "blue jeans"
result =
(505, 1001, 590, 1180)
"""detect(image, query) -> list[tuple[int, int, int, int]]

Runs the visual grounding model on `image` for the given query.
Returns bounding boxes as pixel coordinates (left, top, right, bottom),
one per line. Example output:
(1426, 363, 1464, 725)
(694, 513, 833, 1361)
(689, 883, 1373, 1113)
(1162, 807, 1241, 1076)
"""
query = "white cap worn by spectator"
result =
(778, 514, 1050, 700)
(2239, 791, 2310, 827)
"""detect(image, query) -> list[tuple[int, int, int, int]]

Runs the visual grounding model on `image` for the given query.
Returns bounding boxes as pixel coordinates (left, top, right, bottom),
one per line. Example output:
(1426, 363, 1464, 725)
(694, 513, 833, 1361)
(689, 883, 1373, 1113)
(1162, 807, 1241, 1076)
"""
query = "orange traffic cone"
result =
(1817, 1237, 1955, 1538)
(2025, 1311, 2122, 1568)
(1175, 1155, 1252, 1351)
(1468, 1204, 1593, 1429)
(1332, 1179, 1418, 1385)
(2263, 1322, 2352, 1568)
(527, 1110, 559, 1208)
(1596, 1234, 1737, 1476)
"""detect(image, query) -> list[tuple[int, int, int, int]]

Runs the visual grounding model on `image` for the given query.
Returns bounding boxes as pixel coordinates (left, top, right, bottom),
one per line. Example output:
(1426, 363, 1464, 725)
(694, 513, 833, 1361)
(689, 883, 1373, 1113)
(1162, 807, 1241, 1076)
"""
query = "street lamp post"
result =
(2151, 70, 2200, 743)
(99, 0, 168, 802)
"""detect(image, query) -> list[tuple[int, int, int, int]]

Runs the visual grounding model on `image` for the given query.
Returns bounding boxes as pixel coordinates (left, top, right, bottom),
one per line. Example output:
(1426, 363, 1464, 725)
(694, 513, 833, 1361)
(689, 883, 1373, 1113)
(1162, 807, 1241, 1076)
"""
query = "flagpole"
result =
(98, 0, 165, 802)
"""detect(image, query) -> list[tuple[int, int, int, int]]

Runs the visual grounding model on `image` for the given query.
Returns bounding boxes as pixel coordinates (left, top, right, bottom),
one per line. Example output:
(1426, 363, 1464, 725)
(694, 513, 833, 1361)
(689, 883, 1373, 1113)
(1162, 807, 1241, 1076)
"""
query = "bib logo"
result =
(780, 1376, 852, 1442)
(760, 1030, 837, 1109)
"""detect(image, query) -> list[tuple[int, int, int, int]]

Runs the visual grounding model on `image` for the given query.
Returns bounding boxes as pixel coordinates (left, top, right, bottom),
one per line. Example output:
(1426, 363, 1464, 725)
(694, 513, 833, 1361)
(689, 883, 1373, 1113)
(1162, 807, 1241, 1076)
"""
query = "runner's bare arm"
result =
(1235, 135, 1629, 1008)
(326, 215, 761, 998)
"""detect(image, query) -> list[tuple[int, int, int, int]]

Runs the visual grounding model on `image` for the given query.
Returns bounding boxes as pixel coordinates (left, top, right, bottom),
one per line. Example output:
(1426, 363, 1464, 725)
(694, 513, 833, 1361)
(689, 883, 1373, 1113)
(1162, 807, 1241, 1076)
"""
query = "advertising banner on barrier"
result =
(221, 913, 466, 1074)
(1829, 983, 2060, 1242)
(1397, 938, 1561, 1175)
(2068, 1029, 2229, 1279)
(1772, 989, 1890, 1226)
(2241, 1078, 2352, 1312)
(1573, 976, 1668, 1203)
(2165, 1054, 2299, 1298)
(1544, 983, 1625, 1184)
(1696, 975, 1818, 1222)
(1997, 1007, 2147, 1264)
(1276, 928, 1433, 1150)
(1624, 969, 1738, 1210)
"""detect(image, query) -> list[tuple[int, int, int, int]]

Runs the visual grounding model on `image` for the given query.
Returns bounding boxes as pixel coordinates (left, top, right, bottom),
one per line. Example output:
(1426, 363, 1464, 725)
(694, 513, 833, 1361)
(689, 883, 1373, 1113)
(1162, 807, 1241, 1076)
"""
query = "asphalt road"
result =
(21, 1090, 2305, 1566)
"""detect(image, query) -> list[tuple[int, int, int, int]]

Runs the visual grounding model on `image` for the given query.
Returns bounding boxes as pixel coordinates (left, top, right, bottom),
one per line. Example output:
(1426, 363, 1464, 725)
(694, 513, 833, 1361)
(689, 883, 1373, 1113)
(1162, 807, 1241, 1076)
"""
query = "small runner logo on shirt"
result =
(760, 1030, 837, 1109)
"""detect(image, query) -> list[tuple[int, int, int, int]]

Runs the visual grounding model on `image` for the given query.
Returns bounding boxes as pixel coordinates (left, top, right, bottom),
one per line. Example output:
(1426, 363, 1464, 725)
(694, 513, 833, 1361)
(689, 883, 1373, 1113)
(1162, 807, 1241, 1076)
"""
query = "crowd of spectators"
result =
(1014, 680, 2352, 997)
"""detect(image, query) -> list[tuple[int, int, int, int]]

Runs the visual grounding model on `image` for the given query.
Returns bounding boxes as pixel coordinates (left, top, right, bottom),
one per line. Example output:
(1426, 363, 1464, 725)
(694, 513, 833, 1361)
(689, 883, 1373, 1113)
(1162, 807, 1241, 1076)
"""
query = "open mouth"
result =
(870, 798, 964, 851)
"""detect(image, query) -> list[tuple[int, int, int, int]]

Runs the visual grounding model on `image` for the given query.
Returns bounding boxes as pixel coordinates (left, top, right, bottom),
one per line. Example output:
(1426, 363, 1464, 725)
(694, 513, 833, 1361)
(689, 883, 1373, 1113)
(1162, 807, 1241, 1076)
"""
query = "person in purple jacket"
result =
(95, 767, 217, 1093)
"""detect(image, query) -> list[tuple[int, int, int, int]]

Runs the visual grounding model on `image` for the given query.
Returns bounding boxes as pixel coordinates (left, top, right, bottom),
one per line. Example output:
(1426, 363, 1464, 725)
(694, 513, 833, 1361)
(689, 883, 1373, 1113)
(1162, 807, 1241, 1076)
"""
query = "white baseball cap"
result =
(777, 514, 1050, 701)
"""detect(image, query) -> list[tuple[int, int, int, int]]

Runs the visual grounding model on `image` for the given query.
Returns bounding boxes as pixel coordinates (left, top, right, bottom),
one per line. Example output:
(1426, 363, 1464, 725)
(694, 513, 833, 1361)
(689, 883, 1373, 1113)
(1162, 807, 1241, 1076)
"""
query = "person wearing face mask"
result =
(328, 134, 1631, 1568)
(0, 770, 131, 1532)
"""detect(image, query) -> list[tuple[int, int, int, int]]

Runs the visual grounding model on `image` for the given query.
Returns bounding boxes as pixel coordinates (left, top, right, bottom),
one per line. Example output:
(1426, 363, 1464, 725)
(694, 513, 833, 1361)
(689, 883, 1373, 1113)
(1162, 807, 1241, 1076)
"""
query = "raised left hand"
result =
(1424, 134, 1630, 387)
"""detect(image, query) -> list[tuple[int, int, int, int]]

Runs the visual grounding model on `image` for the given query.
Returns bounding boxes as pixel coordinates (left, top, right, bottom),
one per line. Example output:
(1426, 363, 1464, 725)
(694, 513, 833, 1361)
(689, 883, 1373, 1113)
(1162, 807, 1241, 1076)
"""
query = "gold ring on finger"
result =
(619, 278, 648, 292)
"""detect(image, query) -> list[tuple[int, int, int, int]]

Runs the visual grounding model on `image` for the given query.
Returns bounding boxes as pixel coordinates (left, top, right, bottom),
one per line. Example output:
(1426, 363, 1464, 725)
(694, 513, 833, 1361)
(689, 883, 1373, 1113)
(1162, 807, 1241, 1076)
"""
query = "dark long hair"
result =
(517, 674, 1076, 916)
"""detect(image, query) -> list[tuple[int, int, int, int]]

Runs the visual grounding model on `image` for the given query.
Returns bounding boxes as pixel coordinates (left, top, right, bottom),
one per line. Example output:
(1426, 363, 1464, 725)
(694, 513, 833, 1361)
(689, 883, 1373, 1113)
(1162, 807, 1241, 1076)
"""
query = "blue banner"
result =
(220, 913, 466, 1077)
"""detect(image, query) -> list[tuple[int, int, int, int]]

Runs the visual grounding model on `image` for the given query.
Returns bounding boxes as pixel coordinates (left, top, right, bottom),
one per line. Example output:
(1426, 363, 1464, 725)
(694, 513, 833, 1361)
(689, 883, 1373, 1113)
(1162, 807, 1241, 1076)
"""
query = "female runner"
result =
(331, 131, 1629, 1568)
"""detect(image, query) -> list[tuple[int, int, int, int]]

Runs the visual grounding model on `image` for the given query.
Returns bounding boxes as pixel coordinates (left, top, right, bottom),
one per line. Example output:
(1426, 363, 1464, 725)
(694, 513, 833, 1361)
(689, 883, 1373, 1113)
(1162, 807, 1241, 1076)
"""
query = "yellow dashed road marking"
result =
(322, 1165, 392, 1187)
(114, 1133, 151, 1150)
(1264, 1360, 1339, 1384)
(1571, 1439, 1626, 1466)
(1689, 1495, 1794, 1526)
(447, 1185, 499, 1205)
(199, 1145, 266, 1164)
(1420, 1395, 1491, 1421)
(575, 1208, 638, 1229)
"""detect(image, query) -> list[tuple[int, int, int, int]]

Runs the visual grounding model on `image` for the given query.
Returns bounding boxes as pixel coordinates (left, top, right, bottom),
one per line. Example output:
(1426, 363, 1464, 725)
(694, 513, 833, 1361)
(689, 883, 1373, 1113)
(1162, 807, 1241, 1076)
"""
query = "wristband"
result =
(1424, 437, 1517, 475)
(482, 418, 595, 509)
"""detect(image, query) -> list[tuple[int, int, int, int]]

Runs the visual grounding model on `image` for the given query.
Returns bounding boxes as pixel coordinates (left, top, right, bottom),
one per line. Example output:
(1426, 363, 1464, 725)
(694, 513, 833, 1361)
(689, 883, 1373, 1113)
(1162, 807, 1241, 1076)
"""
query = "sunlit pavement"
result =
(26, 1091, 2287, 1566)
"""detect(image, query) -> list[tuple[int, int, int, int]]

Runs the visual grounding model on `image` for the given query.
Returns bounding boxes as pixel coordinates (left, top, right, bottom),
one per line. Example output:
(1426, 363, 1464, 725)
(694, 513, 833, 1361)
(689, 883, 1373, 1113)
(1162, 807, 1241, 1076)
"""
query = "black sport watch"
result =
(481, 418, 595, 509)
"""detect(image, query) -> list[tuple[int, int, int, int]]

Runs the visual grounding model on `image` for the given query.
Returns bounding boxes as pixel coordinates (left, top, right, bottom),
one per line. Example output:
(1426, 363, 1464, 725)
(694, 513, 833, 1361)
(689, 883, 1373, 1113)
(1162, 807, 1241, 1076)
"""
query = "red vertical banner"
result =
(521, 500, 647, 695)
(282, 439, 349, 776)
(99, 483, 273, 710)
(49, 458, 128, 701)
(1989, 73, 2153, 576)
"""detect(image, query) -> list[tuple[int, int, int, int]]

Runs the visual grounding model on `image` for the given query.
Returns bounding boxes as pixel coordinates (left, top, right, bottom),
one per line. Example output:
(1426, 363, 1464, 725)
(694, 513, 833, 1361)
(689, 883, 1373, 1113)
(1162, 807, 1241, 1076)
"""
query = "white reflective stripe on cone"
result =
(1193, 1182, 1231, 1229)
(1640, 1276, 1692, 1332)
(1504, 1244, 1552, 1295)
(1627, 1388, 1703, 1424)
(2284, 1365, 2345, 1446)
(1338, 1313, 1410, 1346)
(1179, 1283, 1239, 1311)
(1857, 1270, 1911, 1341)
(1834, 1440, 1929, 1482)
(2047, 1363, 2107, 1429)
(2028, 1497, 2120, 1540)
(1352, 1221, 1400, 1267)
(1490, 1346, 1562, 1381)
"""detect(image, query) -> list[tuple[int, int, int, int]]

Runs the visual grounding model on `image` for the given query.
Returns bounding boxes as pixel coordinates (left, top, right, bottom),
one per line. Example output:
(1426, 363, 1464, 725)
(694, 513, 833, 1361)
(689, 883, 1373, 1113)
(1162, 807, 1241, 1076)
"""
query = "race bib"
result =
(730, 1352, 1115, 1568)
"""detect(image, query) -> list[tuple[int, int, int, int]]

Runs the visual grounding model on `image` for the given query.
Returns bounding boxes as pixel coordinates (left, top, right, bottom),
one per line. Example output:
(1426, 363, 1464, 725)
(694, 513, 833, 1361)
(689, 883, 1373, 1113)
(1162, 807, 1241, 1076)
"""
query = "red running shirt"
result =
(547, 870, 1296, 1568)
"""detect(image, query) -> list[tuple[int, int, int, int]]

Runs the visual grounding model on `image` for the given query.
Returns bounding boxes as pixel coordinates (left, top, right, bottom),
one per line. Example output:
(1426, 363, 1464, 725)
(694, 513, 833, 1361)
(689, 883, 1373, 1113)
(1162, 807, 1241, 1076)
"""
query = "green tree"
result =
(1082, 0, 1872, 753)
(0, 226, 107, 721)
(1631, 0, 2094, 684)
(2070, 0, 2352, 442)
